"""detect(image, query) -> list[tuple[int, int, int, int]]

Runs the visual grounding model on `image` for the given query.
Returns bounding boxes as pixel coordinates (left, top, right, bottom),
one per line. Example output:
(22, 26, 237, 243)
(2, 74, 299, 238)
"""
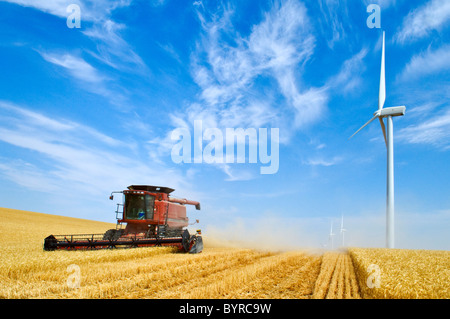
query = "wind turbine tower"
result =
(340, 215, 346, 247)
(328, 221, 335, 250)
(349, 31, 406, 249)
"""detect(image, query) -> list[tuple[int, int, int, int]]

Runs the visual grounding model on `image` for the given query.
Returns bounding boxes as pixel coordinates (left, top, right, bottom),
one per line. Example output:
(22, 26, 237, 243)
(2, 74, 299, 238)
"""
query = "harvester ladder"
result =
(115, 203, 124, 230)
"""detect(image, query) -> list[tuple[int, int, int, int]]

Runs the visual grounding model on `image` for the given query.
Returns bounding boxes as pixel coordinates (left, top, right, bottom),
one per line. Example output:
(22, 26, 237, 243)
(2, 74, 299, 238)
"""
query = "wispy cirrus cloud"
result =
(4, 0, 144, 72)
(37, 51, 130, 106)
(40, 52, 105, 83)
(398, 108, 450, 149)
(394, 42, 450, 150)
(304, 156, 343, 167)
(188, 0, 326, 135)
(394, 0, 450, 44)
(148, 0, 327, 181)
(150, 0, 346, 181)
(2, 0, 132, 22)
(0, 101, 190, 198)
(327, 48, 368, 94)
(2, 0, 147, 111)
(317, 0, 349, 48)
(82, 19, 146, 72)
(397, 44, 450, 82)
(362, 0, 398, 9)
(2, 0, 81, 18)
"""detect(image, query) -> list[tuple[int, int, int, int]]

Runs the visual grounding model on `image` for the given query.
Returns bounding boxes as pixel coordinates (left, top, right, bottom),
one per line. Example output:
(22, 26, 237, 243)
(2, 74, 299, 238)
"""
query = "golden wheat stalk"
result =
(349, 247, 450, 299)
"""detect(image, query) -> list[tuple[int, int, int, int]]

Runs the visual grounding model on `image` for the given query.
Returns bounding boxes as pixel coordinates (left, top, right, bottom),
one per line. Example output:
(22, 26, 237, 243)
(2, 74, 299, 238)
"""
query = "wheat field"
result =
(349, 247, 450, 299)
(1, 207, 448, 299)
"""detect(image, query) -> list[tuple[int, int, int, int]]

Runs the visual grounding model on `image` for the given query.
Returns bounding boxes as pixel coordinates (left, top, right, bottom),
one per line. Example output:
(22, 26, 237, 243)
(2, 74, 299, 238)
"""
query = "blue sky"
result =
(0, 0, 449, 250)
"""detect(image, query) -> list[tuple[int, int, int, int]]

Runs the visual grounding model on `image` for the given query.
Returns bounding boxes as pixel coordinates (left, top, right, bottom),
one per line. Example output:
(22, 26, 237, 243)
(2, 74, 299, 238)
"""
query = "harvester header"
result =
(44, 185, 203, 253)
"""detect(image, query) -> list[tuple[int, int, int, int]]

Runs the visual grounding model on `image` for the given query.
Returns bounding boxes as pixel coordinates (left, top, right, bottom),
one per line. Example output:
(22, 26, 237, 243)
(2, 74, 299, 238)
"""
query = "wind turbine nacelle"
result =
(378, 106, 406, 117)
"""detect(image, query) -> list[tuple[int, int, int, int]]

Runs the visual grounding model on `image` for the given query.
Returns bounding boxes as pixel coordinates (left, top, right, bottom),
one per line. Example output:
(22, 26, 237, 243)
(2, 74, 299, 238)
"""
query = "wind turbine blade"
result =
(379, 117, 387, 147)
(379, 31, 386, 111)
(349, 115, 378, 140)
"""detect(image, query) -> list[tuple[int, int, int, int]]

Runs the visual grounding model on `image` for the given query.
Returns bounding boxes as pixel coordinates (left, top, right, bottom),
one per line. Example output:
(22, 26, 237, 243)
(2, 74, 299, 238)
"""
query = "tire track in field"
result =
(312, 252, 361, 299)
(172, 251, 322, 299)
(224, 252, 322, 299)
(155, 249, 277, 298)
(81, 248, 271, 298)
(41, 248, 261, 298)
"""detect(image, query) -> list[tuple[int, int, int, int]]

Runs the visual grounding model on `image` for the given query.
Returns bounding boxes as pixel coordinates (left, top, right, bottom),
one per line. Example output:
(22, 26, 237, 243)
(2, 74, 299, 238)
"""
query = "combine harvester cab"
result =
(44, 185, 203, 253)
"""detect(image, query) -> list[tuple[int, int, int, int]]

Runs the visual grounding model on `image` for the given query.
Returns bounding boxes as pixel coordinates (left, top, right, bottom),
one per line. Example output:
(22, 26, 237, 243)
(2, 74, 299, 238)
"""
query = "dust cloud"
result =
(199, 213, 392, 252)
(202, 216, 329, 253)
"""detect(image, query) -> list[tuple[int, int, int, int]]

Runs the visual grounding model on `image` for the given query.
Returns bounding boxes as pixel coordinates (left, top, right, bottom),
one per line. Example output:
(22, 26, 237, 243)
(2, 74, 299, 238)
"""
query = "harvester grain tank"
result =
(43, 185, 203, 253)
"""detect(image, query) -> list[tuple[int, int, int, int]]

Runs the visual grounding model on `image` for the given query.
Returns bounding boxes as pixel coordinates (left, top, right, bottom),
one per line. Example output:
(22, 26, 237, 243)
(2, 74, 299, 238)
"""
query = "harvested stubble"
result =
(178, 251, 322, 299)
(312, 252, 361, 299)
(349, 247, 450, 299)
(7, 207, 446, 299)
(0, 208, 327, 299)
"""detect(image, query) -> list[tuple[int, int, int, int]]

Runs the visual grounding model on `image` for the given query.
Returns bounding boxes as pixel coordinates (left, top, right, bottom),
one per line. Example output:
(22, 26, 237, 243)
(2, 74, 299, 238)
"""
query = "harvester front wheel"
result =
(188, 235, 203, 254)
(181, 229, 203, 254)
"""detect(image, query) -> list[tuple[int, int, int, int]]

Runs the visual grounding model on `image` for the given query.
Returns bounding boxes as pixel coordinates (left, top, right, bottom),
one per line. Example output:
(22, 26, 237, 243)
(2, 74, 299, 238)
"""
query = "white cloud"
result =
(248, 0, 314, 69)
(362, 0, 398, 8)
(37, 51, 129, 105)
(317, 0, 349, 48)
(5, 0, 143, 71)
(219, 164, 255, 182)
(304, 156, 343, 167)
(397, 44, 450, 81)
(395, 0, 450, 43)
(395, 43, 450, 151)
(398, 108, 450, 149)
(0, 160, 62, 193)
(0, 102, 191, 200)
(406, 102, 441, 118)
(327, 48, 368, 93)
(2, 0, 132, 22)
(148, 0, 330, 181)
(287, 83, 328, 128)
(189, 0, 326, 131)
(2, 0, 79, 18)
(40, 52, 105, 83)
(82, 20, 146, 71)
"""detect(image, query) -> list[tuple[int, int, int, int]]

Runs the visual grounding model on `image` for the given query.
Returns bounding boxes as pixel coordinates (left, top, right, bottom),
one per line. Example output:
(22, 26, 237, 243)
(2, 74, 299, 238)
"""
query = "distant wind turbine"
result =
(340, 214, 346, 247)
(349, 31, 406, 249)
(328, 221, 335, 250)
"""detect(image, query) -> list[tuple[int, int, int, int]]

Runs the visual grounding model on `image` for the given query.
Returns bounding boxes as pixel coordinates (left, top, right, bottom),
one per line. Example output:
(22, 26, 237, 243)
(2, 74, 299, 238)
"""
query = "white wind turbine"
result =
(340, 214, 346, 247)
(328, 221, 335, 250)
(349, 31, 406, 249)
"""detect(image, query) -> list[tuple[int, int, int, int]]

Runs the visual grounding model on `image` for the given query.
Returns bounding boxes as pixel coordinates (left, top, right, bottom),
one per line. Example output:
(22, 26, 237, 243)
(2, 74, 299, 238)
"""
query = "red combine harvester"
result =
(44, 185, 203, 253)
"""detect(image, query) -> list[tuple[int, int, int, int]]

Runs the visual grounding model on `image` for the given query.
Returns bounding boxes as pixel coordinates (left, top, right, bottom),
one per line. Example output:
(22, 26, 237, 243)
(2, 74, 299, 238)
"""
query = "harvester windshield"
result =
(125, 194, 155, 220)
